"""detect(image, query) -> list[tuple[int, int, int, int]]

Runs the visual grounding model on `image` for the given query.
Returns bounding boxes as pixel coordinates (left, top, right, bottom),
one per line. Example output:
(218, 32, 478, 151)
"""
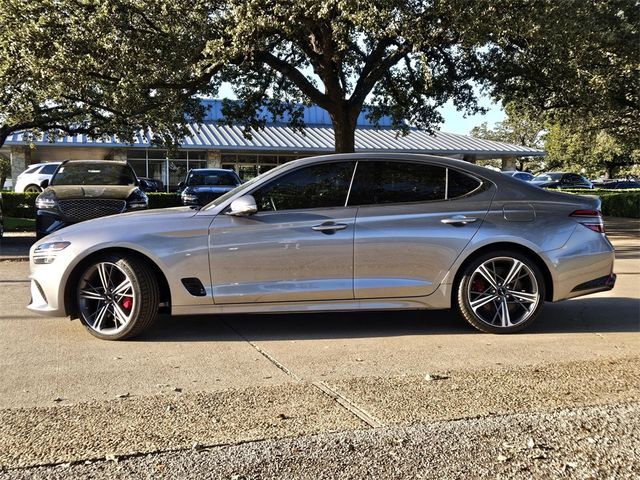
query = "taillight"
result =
(570, 209, 605, 233)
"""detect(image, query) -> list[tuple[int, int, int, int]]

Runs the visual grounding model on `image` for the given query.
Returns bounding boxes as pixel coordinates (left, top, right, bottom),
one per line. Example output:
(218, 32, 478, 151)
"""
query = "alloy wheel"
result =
(77, 262, 136, 335)
(466, 256, 540, 329)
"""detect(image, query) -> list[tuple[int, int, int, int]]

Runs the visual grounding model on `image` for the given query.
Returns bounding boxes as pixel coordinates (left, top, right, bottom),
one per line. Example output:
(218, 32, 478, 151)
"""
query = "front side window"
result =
(252, 161, 355, 212)
(348, 161, 446, 206)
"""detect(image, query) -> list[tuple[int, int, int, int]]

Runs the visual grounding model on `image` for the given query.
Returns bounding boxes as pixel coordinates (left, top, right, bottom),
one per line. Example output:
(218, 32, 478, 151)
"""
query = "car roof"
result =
(60, 159, 127, 164)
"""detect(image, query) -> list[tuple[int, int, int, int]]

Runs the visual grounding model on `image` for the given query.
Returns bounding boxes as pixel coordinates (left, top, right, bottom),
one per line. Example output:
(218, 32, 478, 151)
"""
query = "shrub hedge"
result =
(1, 189, 638, 220)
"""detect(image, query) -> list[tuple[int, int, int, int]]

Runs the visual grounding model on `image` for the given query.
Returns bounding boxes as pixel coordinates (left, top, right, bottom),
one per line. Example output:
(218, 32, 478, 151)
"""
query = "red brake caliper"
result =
(121, 298, 132, 311)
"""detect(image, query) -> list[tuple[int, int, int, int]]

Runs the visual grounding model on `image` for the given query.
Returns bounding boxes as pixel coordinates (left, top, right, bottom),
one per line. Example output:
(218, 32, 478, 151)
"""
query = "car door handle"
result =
(441, 215, 478, 225)
(312, 222, 348, 234)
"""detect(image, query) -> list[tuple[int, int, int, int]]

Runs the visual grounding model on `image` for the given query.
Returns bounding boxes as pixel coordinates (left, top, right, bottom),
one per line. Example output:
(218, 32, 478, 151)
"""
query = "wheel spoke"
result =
(93, 303, 110, 331)
(79, 289, 104, 300)
(503, 260, 524, 287)
(113, 279, 133, 300)
(500, 298, 512, 327)
(470, 294, 499, 312)
(477, 265, 498, 288)
(509, 290, 538, 304)
(97, 263, 110, 291)
(112, 303, 129, 327)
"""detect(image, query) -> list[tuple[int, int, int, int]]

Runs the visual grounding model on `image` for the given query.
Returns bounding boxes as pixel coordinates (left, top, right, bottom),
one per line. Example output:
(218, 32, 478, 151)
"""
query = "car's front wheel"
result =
(24, 185, 42, 193)
(76, 253, 159, 340)
(457, 251, 545, 333)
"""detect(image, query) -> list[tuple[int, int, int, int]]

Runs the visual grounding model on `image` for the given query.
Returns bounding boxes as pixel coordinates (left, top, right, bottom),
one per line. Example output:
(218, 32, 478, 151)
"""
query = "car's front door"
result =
(209, 161, 357, 304)
(348, 160, 495, 299)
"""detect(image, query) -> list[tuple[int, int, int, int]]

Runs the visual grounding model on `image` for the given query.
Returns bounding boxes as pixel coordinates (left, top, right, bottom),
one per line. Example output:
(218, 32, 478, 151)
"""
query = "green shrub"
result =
(147, 192, 182, 209)
(556, 189, 640, 219)
(1, 192, 38, 219)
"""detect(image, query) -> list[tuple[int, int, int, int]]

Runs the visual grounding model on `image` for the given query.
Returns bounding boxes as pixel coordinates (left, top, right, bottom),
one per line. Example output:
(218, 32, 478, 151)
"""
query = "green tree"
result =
(470, 103, 545, 171)
(212, 0, 491, 152)
(482, 0, 640, 149)
(545, 124, 639, 179)
(0, 0, 225, 150)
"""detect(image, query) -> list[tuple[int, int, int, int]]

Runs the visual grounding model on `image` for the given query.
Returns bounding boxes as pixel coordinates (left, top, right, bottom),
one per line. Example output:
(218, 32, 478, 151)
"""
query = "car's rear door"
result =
(349, 160, 495, 299)
(209, 161, 357, 304)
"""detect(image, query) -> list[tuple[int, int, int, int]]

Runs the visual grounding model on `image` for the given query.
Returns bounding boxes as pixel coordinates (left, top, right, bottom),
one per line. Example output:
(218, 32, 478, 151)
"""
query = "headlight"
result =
(35, 192, 57, 210)
(181, 193, 198, 203)
(32, 241, 71, 264)
(127, 189, 148, 209)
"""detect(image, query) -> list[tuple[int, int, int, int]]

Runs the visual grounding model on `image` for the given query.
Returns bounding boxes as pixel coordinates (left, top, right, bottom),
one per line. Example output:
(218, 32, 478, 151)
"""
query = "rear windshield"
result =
(186, 170, 240, 187)
(52, 163, 137, 186)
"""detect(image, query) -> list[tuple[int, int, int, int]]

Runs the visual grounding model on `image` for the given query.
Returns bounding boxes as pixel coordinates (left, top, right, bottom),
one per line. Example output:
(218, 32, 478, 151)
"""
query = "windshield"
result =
(186, 170, 240, 187)
(52, 163, 137, 186)
(533, 173, 562, 182)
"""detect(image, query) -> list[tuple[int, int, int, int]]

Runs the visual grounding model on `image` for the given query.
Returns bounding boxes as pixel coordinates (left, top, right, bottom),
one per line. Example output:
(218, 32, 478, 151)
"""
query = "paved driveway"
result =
(0, 218, 638, 473)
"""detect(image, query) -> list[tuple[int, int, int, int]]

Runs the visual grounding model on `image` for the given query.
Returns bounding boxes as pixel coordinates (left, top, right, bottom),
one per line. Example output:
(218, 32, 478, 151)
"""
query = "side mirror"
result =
(178, 181, 185, 190)
(227, 195, 257, 216)
(41, 179, 49, 189)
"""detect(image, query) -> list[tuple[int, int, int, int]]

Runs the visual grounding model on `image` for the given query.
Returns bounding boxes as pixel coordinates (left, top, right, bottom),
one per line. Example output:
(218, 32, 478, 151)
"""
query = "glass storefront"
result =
(221, 153, 308, 181)
(127, 150, 207, 191)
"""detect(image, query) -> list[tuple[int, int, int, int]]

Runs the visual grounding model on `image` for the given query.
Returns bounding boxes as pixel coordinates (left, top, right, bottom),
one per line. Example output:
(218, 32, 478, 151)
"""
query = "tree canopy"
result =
(0, 0, 224, 150)
(1, 0, 637, 158)
(482, 0, 639, 149)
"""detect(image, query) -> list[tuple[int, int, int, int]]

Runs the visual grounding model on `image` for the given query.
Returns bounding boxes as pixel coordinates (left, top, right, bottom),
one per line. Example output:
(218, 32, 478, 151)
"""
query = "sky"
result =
(439, 97, 505, 135)
(217, 83, 506, 136)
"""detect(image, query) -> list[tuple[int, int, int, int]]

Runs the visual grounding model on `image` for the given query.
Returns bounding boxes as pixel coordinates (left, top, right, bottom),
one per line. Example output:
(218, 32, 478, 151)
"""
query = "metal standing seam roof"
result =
(4, 123, 544, 158)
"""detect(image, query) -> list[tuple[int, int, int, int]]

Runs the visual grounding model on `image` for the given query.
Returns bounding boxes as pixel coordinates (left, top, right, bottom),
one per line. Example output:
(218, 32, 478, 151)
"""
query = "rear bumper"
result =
(546, 228, 616, 301)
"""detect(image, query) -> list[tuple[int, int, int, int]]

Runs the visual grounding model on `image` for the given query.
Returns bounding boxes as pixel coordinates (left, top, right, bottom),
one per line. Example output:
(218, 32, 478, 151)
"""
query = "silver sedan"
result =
(28, 154, 616, 340)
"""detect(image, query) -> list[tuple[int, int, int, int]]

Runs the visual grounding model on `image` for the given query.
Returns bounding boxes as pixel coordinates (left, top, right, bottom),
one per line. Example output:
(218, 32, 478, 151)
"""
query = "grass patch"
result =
(4, 217, 35, 232)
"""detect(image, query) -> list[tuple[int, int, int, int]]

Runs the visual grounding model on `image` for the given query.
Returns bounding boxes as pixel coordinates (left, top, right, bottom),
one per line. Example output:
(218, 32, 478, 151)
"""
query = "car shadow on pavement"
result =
(138, 297, 640, 342)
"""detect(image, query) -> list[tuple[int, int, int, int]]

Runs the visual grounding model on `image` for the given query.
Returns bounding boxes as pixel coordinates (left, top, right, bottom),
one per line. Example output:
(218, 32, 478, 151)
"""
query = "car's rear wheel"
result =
(457, 251, 545, 333)
(76, 253, 159, 340)
(24, 185, 42, 193)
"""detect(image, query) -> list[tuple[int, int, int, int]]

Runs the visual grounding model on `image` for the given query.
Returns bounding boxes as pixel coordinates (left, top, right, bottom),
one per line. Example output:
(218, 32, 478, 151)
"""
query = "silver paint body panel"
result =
(27, 153, 615, 319)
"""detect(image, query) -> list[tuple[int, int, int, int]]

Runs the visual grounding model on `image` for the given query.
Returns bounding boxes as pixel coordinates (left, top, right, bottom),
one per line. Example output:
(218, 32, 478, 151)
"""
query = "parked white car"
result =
(14, 162, 61, 193)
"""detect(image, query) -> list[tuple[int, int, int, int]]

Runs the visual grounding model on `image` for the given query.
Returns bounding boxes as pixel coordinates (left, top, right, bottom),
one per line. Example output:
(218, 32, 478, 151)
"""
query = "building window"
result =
(126, 149, 207, 191)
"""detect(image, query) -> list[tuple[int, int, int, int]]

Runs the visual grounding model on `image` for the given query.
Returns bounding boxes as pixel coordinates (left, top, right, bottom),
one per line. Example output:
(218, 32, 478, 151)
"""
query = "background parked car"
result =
(138, 177, 165, 192)
(35, 160, 148, 238)
(502, 170, 535, 182)
(178, 168, 242, 207)
(14, 162, 61, 193)
(593, 180, 640, 189)
(530, 172, 593, 189)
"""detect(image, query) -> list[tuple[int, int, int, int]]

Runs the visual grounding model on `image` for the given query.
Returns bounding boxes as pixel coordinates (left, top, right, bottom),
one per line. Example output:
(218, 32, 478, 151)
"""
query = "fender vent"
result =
(181, 278, 207, 297)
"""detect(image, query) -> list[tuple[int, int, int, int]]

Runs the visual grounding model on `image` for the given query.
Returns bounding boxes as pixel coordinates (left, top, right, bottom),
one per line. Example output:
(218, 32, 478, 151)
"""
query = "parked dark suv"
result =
(35, 160, 148, 238)
(178, 168, 242, 207)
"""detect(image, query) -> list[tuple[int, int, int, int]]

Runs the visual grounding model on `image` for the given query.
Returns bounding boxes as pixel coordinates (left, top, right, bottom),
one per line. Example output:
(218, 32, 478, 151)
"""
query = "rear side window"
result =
(447, 169, 482, 198)
(252, 161, 355, 212)
(40, 164, 58, 175)
(348, 161, 446, 206)
(22, 166, 40, 175)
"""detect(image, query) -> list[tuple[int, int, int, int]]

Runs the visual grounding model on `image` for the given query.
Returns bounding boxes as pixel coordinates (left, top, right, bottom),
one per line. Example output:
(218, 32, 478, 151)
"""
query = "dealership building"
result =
(2, 100, 544, 191)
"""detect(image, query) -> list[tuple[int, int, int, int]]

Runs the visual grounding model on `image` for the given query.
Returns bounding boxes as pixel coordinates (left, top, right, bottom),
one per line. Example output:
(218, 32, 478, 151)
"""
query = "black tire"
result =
(456, 250, 546, 334)
(75, 253, 159, 340)
(24, 185, 42, 193)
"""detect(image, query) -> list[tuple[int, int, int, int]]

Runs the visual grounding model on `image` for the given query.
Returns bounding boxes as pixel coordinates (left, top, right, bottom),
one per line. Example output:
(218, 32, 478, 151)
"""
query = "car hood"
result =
(38, 206, 202, 242)
(184, 185, 236, 194)
(46, 185, 139, 200)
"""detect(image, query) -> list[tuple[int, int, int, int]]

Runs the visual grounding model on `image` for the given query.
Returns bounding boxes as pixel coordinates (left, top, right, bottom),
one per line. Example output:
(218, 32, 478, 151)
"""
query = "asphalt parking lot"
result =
(0, 218, 638, 478)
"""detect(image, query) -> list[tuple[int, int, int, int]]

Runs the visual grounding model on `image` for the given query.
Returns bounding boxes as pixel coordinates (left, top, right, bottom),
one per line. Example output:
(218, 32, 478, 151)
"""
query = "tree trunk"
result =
(329, 108, 358, 153)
